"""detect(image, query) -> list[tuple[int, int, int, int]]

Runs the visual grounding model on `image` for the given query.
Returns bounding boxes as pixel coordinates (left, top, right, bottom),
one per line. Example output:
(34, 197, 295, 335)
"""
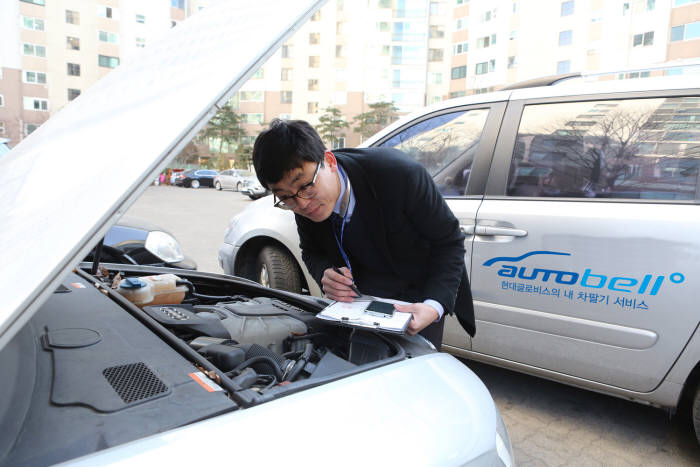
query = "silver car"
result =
(0, 1, 513, 465)
(214, 169, 253, 191)
(219, 70, 700, 443)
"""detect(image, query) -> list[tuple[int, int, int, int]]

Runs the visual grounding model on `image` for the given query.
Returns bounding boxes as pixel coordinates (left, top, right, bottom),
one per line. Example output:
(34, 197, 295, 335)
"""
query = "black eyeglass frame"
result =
(273, 161, 322, 209)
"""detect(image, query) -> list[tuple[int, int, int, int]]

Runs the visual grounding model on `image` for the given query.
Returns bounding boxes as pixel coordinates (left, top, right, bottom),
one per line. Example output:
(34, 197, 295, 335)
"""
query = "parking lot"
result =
(128, 184, 700, 466)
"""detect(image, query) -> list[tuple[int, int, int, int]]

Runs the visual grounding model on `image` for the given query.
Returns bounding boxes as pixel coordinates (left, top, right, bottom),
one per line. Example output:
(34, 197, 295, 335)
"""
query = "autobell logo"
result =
(483, 251, 685, 296)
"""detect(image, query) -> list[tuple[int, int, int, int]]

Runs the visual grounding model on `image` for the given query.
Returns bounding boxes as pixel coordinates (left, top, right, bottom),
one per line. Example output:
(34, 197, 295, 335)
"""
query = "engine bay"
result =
(0, 265, 429, 466)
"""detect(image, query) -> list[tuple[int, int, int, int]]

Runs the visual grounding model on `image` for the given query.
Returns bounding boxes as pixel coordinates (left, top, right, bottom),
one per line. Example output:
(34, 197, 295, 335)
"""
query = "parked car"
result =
(175, 169, 218, 188)
(85, 216, 197, 270)
(214, 169, 253, 191)
(240, 177, 271, 200)
(219, 70, 700, 442)
(0, 2, 513, 466)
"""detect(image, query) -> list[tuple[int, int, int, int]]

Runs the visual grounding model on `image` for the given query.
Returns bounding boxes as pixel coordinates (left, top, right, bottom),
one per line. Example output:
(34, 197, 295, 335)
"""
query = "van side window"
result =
(379, 108, 490, 197)
(508, 97, 700, 200)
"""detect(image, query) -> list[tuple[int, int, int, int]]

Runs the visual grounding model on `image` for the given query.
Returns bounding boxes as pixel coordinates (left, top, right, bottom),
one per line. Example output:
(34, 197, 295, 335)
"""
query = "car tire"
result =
(236, 182, 242, 192)
(215, 181, 222, 190)
(191, 179, 200, 189)
(693, 384, 700, 444)
(255, 245, 302, 293)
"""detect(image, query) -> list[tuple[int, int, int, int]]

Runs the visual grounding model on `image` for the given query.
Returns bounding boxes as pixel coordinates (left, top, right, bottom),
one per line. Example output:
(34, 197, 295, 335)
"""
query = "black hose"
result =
(229, 356, 283, 380)
(285, 343, 313, 382)
(176, 279, 246, 301)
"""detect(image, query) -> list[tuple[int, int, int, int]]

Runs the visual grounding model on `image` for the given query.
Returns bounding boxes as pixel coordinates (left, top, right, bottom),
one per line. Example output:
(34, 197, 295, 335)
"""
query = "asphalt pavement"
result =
(128, 184, 700, 466)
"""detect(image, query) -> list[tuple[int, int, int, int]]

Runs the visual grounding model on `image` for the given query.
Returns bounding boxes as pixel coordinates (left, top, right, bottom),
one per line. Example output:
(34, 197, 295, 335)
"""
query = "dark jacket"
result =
(295, 147, 475, 336)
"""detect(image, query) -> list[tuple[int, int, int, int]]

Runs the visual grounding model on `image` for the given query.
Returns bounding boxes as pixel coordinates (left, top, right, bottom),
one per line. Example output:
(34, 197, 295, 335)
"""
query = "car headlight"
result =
(145, 231, 185, 263)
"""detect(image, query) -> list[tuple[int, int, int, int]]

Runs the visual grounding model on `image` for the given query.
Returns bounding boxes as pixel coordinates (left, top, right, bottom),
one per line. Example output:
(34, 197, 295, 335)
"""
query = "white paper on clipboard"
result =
(315, 296, 412, 334)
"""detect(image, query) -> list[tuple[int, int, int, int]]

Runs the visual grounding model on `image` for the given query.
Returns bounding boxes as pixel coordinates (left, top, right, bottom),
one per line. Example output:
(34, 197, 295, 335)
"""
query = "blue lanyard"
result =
(333, 214, 352, 276)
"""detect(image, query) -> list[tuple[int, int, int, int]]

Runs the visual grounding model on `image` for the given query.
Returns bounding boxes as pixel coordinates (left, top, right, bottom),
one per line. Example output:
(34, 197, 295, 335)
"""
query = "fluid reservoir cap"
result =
(120, 277, 146, 289)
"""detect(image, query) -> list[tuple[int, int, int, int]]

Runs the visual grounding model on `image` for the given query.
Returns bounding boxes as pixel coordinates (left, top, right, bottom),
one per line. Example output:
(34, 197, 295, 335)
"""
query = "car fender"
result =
(664, 321, 700, 409)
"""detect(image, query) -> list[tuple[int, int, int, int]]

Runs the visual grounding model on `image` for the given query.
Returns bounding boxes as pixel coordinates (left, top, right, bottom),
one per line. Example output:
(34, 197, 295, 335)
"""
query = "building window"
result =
(171, 0, 185, 8)
(0, 95, 4, 107)
(281, 45, 292, 58)
(67, 63, 81, 76)
(453, 42, 468, 54)
(280, 91, 293, 104)
(98, 6, 113, 18)
(23, 71, 47, 84)
(428, 48, 444, 62)
(66, 36, 80, 50)
(633, 31, 654, 46)
(67, 88, 81, 101)
(311, 10, 321, 21)
(22, 16, 45, 31)
(135, 14, 145, 24)
(240, 91, 263, 102)
(475, 61, 493, 74)
(241, 113, 264, 124)
(335, 45, 344, 58)
(308, 79, 319, 91)
(673, 0, 700, 5)
(622, 2, 630, 14)
(378, 0, 392, 7)
(333, 137, 345, 149)
(251, 69, 263, 79)
(309, 32, 320, 45)
(99, 31, 119, 43)
(477, 34, 496, 48)
(508, 56, 518, 68)
(66, 10, 80, 24)
(561, 0, 574, 16)
(557, 60, 571, 74)
(23, 43, 46, 58)
(23, 97, 48, 111)
(647, 0, 655, 10)
(429, 25, 445, 38)
(671, 21, 700, 41)
(281, 68, 292, 80)
(307, 102, 319, 114)
(480, 8, 497, 22)
(0, 122, 5, 136)
(452, 65, 467, 79)
(136, 37, 146, 48)
(429, 72, 442, 84)
(559, 30, 573, 46)
(25, 123, 40, 136)
(98, 55, 119, 68)
(449, 91, 466, 98)
(377, 21, 390, 32)
(308, 56, 320, 68)
(21, 0, 45, 5)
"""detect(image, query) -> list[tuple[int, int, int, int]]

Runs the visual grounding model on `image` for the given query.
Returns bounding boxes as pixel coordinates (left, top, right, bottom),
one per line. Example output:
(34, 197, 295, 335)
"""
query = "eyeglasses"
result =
(273, 161, 321, 210)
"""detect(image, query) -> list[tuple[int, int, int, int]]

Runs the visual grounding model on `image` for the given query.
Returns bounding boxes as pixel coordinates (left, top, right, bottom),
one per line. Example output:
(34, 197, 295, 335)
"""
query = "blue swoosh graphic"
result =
(483, 250, 570, 267)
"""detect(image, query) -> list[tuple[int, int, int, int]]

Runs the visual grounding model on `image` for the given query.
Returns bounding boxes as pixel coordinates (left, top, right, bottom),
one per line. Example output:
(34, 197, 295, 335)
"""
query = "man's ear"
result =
(324, 150, 338, 172)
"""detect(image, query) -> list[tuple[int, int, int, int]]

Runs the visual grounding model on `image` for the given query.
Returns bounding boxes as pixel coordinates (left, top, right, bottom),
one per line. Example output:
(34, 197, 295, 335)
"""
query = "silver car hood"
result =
(0, 0, 327, 350)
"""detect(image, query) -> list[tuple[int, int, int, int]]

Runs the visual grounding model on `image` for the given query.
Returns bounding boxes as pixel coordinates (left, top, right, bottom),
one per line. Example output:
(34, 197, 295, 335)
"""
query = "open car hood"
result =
(0, 0, 327, 350)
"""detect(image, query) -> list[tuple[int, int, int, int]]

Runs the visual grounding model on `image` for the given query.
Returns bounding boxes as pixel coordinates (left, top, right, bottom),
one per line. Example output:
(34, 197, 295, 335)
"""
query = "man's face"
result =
(268, 152, 340, 223)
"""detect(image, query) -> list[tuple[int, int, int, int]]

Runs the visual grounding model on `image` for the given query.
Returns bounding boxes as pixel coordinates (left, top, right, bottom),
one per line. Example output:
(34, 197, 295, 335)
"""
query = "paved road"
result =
(128, 185, 700, 466)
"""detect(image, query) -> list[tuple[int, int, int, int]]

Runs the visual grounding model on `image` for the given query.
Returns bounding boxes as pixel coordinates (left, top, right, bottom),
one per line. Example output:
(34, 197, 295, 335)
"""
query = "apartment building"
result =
(0, 0, 177, 146)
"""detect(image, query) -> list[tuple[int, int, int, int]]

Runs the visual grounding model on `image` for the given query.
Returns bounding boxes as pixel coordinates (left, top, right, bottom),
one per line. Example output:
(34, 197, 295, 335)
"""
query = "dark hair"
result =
(253, 119, 326, 187)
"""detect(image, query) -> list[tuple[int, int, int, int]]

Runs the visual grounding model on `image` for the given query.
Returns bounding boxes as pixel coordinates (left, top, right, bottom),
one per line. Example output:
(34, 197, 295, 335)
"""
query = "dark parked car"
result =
(175, 169, 218, 188)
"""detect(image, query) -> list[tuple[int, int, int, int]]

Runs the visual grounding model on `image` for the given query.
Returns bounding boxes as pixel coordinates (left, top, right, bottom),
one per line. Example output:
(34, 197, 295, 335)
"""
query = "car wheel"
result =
(236, 182, 242, 192)
(215, 181, 222, 190)
(191, 179, 200, 189)
(693, 384, 700, 444)
(255, 245, 302, 293)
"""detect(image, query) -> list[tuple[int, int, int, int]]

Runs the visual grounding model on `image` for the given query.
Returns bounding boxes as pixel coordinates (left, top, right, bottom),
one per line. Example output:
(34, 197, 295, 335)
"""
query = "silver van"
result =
(219, 70, 700, 441)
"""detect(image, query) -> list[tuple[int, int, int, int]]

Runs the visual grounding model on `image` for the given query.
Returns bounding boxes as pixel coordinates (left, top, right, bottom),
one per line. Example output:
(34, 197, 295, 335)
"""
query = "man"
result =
(253, 119, 474, 348)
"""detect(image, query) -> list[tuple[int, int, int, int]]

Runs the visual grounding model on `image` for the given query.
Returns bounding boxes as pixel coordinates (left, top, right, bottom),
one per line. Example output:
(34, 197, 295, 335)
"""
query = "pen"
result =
(332, 266, 361, 298)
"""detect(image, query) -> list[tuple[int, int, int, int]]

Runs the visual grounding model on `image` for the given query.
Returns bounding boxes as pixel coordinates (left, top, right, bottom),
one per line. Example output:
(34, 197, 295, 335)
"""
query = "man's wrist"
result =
(423, 299, 444, 322)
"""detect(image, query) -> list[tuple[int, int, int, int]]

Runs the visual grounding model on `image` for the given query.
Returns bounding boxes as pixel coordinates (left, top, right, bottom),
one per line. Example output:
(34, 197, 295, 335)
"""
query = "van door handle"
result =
(460, 224, 475, 235)
(475, 226, 528, 237)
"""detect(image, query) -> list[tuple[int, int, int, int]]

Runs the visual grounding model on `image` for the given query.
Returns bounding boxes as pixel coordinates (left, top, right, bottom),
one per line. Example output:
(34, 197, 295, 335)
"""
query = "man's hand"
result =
(321, 267, 357, 302)
(394, 303, 439, 335)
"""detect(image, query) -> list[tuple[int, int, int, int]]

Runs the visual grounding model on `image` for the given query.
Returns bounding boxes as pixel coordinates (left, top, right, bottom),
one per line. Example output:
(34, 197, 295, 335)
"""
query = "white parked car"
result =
(214, 168, 253, 191)
(241, 177, 271, 200)
(0, 1, 513, 465)
(219, 68, 700, 443)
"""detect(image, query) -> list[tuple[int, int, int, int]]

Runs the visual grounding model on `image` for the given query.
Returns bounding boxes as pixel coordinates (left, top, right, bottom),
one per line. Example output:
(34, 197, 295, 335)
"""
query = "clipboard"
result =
(315, 296, 412, 334)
